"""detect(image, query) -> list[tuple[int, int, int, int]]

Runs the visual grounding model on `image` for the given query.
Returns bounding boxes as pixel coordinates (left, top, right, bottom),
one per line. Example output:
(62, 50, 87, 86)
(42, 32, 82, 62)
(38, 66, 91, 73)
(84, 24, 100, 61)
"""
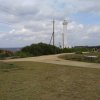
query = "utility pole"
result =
(53, 19, 55, 46)
(50, 19, 55, 46)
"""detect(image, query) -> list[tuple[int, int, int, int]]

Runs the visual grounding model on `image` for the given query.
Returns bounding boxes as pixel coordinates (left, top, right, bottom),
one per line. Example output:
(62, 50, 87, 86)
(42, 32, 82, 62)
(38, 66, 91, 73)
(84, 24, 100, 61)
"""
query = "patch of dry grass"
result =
(59, 52, 100, 63)
(0, 61, 100, 100)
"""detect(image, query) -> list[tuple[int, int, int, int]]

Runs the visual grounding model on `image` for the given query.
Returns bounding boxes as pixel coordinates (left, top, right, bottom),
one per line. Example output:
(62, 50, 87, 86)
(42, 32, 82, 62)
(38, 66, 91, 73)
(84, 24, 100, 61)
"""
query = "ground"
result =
(59, 52, 100, 63)
(0, 53, 100, 100)
(1, 53, 100, 69)
(0, 61, 100, 100)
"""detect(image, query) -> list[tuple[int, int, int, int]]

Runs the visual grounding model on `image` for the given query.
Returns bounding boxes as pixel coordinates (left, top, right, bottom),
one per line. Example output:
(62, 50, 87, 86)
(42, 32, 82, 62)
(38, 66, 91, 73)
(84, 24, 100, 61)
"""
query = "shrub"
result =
(75, 51, 83, 54)
(16, 43, 61, 57)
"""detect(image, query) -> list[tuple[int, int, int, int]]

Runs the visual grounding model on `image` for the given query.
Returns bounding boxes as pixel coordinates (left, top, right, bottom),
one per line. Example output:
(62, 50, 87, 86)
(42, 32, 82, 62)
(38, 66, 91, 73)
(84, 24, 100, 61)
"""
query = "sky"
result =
(0, 0, 100, 47)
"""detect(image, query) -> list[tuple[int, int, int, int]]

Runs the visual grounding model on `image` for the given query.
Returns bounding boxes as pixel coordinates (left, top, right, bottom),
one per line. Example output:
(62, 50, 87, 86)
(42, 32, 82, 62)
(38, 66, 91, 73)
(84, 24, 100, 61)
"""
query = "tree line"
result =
(0, 43, 95, 59)
(16, 43, 92, 58)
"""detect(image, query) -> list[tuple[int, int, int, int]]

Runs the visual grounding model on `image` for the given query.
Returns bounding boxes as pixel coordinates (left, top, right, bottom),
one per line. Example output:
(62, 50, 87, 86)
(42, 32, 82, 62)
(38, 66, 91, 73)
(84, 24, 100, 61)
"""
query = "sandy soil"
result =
(1, 53, 100, 69)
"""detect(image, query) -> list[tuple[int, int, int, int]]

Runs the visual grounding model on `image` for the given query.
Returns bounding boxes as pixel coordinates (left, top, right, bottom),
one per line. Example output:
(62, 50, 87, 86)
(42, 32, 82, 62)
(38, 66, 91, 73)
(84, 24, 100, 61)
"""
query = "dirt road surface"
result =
(1, 53, 100, 69)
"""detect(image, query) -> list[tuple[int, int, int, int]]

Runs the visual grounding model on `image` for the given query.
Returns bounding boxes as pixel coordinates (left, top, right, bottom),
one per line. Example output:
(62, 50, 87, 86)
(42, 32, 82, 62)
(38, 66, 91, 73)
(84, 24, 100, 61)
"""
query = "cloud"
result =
(0, 33, 6, 39)
(0, 0, 100, 47)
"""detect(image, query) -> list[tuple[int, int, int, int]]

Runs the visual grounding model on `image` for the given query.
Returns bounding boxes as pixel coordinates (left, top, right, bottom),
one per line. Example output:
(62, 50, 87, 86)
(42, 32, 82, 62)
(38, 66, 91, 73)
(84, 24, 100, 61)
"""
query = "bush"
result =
(16, 43, 61, 57)
(75, 51, 83, 54)
(0, 50, 14, 59)
(16, 51, 32, 58)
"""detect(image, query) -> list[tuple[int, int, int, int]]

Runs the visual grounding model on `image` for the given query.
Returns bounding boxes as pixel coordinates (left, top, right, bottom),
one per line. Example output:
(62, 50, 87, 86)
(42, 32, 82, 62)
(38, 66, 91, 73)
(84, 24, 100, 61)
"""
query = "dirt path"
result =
(1, 53, 100, 69)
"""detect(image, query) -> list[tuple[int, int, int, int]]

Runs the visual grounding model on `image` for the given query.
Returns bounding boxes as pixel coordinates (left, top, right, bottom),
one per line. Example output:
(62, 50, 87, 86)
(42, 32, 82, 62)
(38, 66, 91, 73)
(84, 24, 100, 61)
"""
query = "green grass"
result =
(59, 52, 100, 63)
(0, 62, 23, 72)
(0, 61, 100, 100)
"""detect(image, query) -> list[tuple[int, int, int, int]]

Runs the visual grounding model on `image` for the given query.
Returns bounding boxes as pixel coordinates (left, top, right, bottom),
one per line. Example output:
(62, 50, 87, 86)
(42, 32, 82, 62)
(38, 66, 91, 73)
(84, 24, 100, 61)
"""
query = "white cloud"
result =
(0, 0, 100, 47)
(87, 26, 100, 34)
(0, 33, 6, 38)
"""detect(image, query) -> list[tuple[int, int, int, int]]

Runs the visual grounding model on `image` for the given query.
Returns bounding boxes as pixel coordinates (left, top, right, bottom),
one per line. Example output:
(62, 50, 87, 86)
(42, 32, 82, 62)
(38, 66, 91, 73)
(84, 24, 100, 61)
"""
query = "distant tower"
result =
(62, 20, 68, 48)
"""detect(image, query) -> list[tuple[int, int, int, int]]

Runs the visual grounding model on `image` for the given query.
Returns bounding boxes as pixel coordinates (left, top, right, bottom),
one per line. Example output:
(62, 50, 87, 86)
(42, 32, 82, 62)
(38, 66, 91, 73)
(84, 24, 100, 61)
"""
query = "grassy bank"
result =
(59, 52, 100, 63)
(0, 61, 100, 100)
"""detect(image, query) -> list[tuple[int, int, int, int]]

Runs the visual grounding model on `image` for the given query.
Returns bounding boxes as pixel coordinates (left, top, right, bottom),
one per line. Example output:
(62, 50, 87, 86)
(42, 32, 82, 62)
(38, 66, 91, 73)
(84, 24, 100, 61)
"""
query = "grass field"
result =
(0, 61, 100, 100)
(59, 52, 100, 63)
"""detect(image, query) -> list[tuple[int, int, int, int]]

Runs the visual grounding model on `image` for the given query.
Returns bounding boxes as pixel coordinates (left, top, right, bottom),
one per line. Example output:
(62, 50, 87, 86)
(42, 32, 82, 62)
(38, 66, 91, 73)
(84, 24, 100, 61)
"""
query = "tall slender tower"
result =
(62, 20, 68, 48)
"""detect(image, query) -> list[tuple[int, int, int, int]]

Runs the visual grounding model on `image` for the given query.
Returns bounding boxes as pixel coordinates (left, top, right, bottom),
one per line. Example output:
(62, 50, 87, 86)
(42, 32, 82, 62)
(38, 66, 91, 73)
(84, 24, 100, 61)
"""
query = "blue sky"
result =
(72, 13, 100, 24)
(0, 0, 100, 47)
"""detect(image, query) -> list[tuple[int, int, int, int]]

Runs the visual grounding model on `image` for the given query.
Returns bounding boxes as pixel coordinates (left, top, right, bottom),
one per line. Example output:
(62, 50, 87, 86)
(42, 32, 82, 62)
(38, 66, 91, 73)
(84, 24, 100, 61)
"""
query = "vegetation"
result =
(0, 61, 100, 100)
(0, 49, 14, 59)
(1, 43, 98, 59)
(15, 43, 93, 58)
(0, 62, 23, 72)
(61, 47, 90, 53)
(59, 52, 100, 63)
(16, 43, 61, 57)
